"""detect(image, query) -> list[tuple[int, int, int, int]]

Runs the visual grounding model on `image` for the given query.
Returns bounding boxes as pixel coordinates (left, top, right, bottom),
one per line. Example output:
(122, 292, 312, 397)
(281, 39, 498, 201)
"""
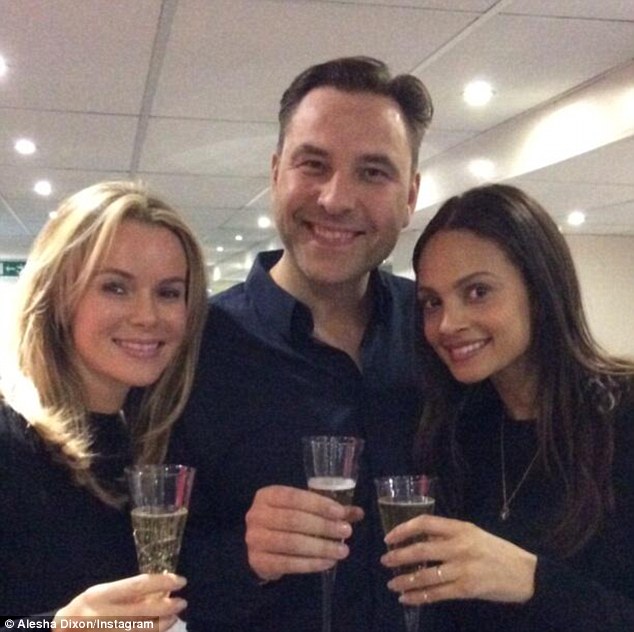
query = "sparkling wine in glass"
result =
(126, 464, 196, 574)
(375, 474, 437, 632)
(302, 436, 364, 632)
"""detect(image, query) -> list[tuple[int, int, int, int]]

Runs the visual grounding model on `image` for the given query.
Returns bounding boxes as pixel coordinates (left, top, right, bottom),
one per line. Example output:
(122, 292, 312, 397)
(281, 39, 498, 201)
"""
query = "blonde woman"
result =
(0, 181, 208, 628)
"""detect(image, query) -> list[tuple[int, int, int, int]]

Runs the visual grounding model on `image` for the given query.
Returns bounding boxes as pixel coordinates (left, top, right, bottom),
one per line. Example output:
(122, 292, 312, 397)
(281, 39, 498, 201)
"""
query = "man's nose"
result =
(317, 171, 357, 215)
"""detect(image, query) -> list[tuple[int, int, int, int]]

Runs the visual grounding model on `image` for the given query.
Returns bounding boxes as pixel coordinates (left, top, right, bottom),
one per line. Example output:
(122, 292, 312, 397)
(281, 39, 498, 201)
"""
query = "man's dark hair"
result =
(277, 56, 433, 169)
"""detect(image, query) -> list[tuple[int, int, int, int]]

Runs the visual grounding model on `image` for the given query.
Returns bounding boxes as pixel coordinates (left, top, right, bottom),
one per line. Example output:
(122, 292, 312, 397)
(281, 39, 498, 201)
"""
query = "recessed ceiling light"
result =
(216, 246, 224, 253)
(235, 234, 243, 241)
(567, 210, 586, 226)
(0, 55, 7, 77)
(34, 180, 52, 196)
(463, 80, 494, 107)
(257, 216, 272, 229)
(15, 138, 37, 155)
(468, 158, 496, 180)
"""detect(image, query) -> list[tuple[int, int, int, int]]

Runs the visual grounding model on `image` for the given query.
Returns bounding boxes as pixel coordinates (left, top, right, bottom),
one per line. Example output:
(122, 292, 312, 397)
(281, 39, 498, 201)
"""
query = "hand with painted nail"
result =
(54, 573, 188, 631)
(380, 514, 537, 606)
(245, 484, 364, 582)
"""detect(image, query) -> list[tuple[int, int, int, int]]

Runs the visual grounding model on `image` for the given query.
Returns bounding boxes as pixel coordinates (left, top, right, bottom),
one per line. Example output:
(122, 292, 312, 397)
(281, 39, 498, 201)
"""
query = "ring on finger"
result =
(422, 590, 429, 603)
(436, 565, 443, 581)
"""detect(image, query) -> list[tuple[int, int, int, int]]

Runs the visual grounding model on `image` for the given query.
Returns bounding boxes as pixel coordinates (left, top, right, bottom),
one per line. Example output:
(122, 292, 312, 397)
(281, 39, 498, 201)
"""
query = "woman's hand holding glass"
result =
(381, 515, 537, 606)
(375, 474, 437, 632)
(53, 573, 187, 631)
(53, 465, 195, 630)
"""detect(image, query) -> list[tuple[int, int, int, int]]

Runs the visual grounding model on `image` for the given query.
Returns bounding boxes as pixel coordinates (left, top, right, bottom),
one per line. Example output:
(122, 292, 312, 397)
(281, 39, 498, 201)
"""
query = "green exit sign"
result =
(0, 260, 26, 277)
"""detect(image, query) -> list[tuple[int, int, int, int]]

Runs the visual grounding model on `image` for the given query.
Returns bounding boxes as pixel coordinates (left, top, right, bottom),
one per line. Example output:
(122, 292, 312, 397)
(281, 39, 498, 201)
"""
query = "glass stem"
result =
(321, 566, 336, 632)
(403, 604, 420, 632)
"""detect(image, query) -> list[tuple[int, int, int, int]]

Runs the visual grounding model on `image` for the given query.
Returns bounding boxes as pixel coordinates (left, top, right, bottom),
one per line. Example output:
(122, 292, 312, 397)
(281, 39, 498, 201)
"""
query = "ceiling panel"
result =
(153, 0, 477, 120)
(0, 167, 129, 210)
(419, 12, 634, 131)
(517, 136, 634, 186)
(0, 0, 160, 113)
(0, 110, 137, 171)
(508, 178, 634, 221)
(140, 119, 277, 176)
(0, 0, 632, 286)
(304, 0, 497, 8)
(136, 172, 269, 212)
(509, 0, 634, 20)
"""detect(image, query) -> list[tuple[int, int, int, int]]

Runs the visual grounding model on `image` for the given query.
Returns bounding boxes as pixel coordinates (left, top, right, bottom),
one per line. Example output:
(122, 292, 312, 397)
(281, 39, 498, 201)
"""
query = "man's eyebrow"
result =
(290, 143, 329, 160)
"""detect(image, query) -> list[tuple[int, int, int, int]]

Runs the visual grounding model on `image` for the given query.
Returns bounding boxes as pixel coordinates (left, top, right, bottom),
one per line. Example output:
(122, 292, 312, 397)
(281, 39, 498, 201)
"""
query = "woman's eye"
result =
(101, 281, 126, 295)
(158, 286, 185, 301)
(420, 295, 441, 312)
(468, 284, 490, 300)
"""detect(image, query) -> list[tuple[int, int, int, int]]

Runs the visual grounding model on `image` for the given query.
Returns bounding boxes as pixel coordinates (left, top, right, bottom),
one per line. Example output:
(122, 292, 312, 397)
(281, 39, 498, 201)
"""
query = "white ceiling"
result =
(1, 0, 633, 288)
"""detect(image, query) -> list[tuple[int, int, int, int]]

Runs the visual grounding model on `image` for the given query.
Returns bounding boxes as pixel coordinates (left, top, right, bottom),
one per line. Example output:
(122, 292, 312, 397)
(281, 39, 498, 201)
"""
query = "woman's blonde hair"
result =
(1, 181, 208, 504)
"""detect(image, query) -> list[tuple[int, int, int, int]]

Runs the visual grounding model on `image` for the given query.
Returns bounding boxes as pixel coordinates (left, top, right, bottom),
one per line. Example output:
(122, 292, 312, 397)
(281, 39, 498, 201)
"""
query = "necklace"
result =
(499, 419, 539, 521)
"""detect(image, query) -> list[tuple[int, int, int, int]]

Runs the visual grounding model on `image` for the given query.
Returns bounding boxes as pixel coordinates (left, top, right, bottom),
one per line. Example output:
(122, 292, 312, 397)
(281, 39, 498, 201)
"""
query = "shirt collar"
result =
(244, 250, 392, 339)
(245, 250, 312, 338)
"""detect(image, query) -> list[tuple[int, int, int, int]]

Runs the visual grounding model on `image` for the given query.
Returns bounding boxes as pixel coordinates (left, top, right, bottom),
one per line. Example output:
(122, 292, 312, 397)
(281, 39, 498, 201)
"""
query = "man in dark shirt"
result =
(169, 56, 434, 631)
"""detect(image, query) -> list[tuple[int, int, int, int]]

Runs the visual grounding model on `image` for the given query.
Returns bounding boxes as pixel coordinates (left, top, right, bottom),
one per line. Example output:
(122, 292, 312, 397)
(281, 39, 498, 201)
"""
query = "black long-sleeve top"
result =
(0, 404, 137, 616)
(428, 385, 634, 632)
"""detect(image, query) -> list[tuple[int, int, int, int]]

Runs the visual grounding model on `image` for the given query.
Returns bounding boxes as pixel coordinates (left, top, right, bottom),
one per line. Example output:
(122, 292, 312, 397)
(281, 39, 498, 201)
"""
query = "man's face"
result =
(271, 87, 419, 290)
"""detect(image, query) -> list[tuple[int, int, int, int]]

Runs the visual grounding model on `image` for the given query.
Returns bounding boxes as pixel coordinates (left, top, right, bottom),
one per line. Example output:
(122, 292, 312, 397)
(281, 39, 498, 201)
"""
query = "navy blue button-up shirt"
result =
(170, 250, 424, 632)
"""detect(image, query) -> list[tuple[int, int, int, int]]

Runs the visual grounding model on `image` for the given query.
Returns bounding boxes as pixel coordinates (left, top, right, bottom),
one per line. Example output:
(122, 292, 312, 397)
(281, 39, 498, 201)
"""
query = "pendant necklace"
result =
(499, 418, 539, 521)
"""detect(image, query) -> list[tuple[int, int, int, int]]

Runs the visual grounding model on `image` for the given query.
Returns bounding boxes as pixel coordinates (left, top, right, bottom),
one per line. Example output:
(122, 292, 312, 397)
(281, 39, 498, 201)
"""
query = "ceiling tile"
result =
(0, 0, 160, 113)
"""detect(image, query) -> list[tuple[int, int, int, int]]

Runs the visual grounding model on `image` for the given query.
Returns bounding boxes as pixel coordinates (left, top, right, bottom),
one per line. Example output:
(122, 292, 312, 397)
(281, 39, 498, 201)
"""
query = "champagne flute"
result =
(302, 436, 365, 632)
(125, 464, 196, 574)
(375, 474, 437, 632)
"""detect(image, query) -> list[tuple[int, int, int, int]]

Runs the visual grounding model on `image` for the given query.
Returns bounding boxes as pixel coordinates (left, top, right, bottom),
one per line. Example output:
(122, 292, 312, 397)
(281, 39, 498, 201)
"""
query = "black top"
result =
(0, 403, 137, 616)
(428, 384, 634, 632)
(168, 250, 425, 632)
